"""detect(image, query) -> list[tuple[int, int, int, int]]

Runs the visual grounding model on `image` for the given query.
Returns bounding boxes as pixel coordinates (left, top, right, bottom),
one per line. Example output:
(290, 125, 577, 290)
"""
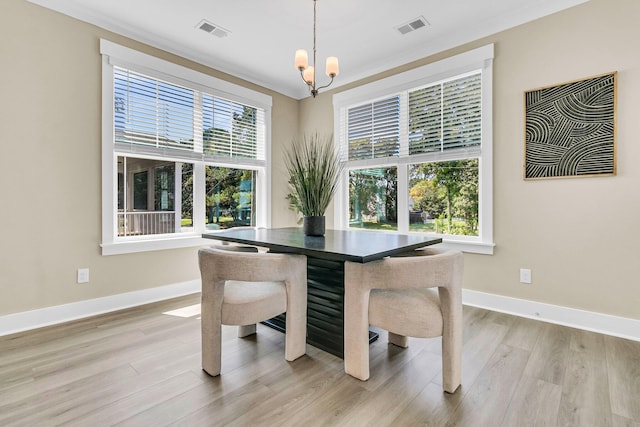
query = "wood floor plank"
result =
(276, 375, 369, 427)
(334, 349, 442, 425)
(449, 317, 509, 389)
(0, 313, 195, 391)
(523, 322, 571, 385)
(448, 344, 531, 427)
(483, 309, 518, 329)
(612, 413, 640, 427)
(168, 380, 275, 426)
(0, 364, 137, 425)
(501, 375, 562, 427)
(389, 381, 465, 426)
(224, 352, 347, 426)
(606, 335, 640, 422)
(557, 329, 612, 426)
(128, 340, 319, 426)
(7, 366, 205, 426)
(64, 370, 204, 426)
(115, 380, 226, 427)
(502, 315, 545, 351)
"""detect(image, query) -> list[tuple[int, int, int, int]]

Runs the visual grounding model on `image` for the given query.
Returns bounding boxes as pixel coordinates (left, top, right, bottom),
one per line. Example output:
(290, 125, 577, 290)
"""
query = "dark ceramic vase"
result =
(303, 216, 325, 236)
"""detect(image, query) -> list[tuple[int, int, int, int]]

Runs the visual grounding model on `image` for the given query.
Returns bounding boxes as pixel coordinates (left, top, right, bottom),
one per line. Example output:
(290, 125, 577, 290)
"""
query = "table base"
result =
(262, 256, 378, 359)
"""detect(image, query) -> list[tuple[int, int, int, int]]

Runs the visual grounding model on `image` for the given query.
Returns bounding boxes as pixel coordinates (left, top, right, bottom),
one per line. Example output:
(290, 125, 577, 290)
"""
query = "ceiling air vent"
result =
(196, 19, 230, 38)
(395, 16, 429, 35)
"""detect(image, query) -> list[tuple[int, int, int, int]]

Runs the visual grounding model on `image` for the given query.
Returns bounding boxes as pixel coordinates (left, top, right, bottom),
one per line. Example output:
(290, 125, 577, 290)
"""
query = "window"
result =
(350, 167, 398, 231)
(333, 45, 494, 254)
(204, 166, 256, 230)
(101, 40, 272, 255)
(118, 157, 191, 237)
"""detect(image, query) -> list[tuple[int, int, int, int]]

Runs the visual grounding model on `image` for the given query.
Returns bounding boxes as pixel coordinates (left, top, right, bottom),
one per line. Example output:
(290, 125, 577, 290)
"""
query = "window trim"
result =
(333, 44, 494, 254)
(100, 40, 272, 255)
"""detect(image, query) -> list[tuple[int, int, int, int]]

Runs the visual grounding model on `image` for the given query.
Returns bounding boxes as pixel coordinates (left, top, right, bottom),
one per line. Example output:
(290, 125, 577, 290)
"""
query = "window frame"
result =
(100, 40, 272, 255)
(333, 44, 494, 254)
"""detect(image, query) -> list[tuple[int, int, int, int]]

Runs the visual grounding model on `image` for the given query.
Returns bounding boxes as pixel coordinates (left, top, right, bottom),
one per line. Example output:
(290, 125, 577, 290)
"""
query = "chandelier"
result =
(294, 0, 339, 98)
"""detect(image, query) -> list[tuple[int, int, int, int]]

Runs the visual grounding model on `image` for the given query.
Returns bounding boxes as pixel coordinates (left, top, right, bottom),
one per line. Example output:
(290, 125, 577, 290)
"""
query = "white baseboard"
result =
(2, 284, 638, 343)
(0, 280, 201, 337)
(463, 289, 640, 342)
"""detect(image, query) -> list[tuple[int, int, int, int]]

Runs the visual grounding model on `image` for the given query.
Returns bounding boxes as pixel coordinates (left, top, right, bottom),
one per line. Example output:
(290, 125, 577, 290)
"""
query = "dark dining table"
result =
(202, 227, 442, 358)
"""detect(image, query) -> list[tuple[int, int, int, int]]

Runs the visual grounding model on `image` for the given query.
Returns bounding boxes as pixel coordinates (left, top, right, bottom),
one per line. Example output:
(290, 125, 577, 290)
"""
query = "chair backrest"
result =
(345, 248, 463, 292)
(198, 247, 307, 284)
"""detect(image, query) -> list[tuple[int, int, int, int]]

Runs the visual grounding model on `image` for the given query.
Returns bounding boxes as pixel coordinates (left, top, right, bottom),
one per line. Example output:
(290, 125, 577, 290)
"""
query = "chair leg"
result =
(441, 335, 461, 393)
(344, 291, 371, 381)
(441, 318, 462, 392)
(388, 332, 409, 348)
(284, 303, 307, 362)
(201, 283, 224, 377)
(201, 319, 222, 377)
(440, 288, 462, 393)
(237, 324, 256, 338)
(283, 259, 307, 362)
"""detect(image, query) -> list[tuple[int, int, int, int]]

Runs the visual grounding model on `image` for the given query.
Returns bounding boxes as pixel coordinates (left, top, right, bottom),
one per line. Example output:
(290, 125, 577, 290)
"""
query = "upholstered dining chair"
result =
(343, 248, 464, 393)
(198, 246, 308, 376)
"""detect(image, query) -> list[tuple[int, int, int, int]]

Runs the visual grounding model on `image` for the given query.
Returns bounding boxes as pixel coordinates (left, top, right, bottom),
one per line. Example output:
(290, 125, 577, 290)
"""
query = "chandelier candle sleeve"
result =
(326, 57, 339, 77)
(303, 66, 315, 84)
(295, 49, 308, 70)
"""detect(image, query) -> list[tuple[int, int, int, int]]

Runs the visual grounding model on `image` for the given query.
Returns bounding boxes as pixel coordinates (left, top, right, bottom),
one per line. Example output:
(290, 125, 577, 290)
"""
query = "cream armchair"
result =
(343, 248, 464, 393)
(198, 246, 308, 376)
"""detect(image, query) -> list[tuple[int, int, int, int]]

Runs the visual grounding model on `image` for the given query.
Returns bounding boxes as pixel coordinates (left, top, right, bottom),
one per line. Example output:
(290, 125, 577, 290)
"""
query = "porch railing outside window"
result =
(118, 211, 176, 236)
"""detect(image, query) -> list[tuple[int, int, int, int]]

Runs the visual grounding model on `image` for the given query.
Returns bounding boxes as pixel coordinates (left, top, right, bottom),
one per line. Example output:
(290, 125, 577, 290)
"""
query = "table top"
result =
(202, 227, 442, 263)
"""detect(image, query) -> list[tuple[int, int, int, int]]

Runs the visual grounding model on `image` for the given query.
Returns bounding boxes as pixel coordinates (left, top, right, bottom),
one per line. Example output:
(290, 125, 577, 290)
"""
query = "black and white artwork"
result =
(524, 72, 616, 179)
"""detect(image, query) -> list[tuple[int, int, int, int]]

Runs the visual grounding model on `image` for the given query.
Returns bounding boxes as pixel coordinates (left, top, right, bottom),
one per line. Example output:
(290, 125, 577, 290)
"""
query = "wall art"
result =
(524, 72, 616, 179)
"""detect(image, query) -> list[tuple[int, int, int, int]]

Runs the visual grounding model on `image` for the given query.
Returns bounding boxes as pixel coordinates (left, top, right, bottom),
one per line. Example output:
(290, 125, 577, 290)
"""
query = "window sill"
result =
(101, 234, 211, 256)
(437, 238, 495, 255)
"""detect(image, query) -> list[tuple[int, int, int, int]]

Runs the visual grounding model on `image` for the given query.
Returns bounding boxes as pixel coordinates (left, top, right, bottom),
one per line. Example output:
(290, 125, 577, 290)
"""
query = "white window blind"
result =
(345, 72, 481, 161)
(114, 67, 264, 161)
(409, 72, 482, 154)
(202, 95, 262, 159)
(114, 68, 195, 152)
(347, 96, 400, 160)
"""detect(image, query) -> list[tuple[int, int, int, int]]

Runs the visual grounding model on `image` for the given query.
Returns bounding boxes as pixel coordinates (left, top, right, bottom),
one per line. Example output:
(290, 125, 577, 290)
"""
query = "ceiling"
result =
(28, 0, 588, 99)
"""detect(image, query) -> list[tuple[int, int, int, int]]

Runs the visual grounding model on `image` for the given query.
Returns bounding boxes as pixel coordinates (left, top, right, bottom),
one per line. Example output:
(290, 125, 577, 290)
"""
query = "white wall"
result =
(291, 0, 640, 321)
(0, 0, 298, 317)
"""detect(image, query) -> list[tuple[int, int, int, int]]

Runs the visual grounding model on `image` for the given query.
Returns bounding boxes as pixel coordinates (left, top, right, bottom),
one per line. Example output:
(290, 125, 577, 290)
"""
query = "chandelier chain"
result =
(313, 0, 317, 87)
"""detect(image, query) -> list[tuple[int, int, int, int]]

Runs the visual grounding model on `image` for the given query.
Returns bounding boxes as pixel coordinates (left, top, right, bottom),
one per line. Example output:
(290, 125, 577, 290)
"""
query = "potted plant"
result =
(284, 133, 342, 236)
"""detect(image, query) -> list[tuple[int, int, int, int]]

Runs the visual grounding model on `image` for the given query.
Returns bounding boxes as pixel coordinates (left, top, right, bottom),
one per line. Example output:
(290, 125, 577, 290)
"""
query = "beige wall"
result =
(292, 0, 640, 320)
(1, 0, 639, 322)
(0, 0, 298, 316)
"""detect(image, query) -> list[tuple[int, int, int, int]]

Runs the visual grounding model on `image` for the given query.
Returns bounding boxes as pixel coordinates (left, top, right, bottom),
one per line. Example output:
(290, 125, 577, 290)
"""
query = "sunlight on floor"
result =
(162, 303, 201, 318)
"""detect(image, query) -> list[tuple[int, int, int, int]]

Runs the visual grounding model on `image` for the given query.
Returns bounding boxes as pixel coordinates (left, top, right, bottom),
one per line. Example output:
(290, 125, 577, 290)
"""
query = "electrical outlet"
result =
(519, 268, 532, 284)
(77, 268, 90, 284)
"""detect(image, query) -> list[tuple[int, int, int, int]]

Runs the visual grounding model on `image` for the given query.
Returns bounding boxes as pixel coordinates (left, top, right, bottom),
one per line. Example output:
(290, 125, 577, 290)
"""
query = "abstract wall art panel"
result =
(524, 72, 616, 180)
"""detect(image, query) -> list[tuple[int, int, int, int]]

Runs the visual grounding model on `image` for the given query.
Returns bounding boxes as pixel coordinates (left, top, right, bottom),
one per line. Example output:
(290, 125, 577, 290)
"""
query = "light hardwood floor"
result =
(1, 294, 639, 427)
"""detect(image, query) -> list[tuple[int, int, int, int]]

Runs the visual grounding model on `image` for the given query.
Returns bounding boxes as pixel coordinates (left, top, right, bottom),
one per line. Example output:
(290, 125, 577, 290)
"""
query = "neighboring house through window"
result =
(100, 40, 272, 255)
(333, 45, 494, 254)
